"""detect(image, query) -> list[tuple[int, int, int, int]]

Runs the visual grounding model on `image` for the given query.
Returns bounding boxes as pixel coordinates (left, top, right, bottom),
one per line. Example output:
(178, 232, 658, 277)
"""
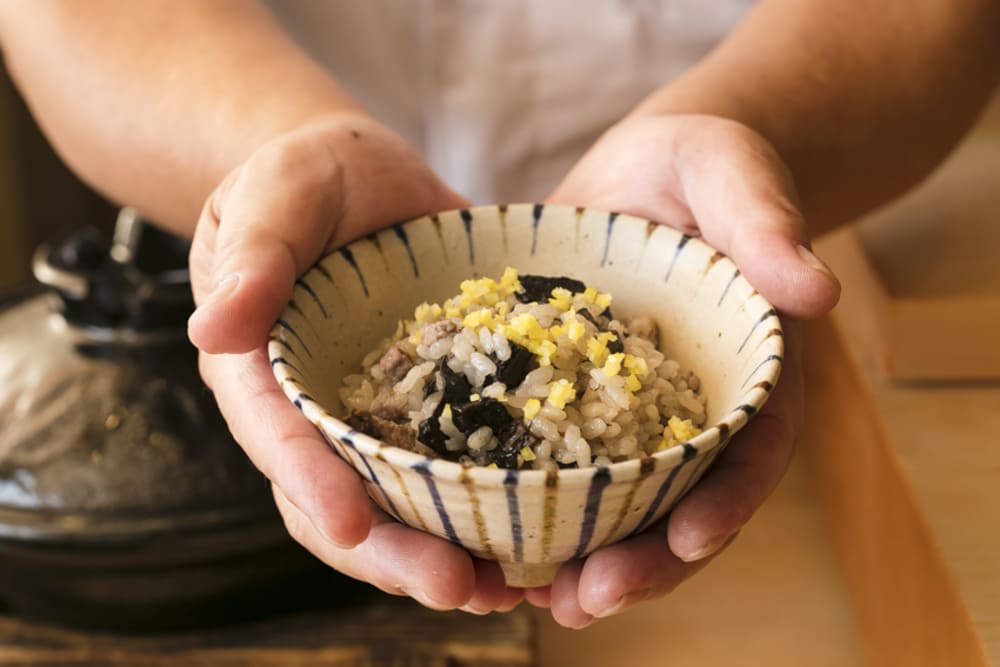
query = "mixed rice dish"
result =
(340, 268, 706, 470)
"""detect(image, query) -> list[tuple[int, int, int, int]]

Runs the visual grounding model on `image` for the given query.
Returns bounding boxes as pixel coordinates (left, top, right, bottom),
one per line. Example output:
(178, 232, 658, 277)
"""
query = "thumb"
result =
(187, 119, 471, 356)
(187, 146, 346, 355)
(675, 119, 841, 319)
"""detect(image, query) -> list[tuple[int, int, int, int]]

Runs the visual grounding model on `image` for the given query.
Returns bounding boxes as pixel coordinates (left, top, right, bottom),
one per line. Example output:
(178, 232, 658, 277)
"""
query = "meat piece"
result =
(370, 391, 409, 422)
(421, 319, 458, 345)
(515, 274, 586, 304)
(626, 315, 658, 343)
(378, 344, 414, 383)
(347, 411, 416, 451)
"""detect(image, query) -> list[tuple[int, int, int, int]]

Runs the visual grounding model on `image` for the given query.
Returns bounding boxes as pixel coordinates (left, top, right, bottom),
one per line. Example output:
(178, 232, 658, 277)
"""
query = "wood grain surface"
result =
(802, 316, 990, 666)
(0, 594, 535, 667)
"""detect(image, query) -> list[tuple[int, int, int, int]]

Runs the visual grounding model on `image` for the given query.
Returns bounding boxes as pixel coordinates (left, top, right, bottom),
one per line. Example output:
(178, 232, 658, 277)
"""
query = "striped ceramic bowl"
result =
(268, 204, 782, 587)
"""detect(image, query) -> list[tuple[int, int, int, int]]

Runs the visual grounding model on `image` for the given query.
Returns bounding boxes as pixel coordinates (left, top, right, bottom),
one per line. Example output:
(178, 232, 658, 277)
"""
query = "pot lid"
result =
(0, 210, 278, 543)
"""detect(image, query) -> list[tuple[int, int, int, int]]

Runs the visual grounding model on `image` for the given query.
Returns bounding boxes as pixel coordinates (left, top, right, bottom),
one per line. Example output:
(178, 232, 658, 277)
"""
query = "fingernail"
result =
(796, 245, 837, 282)
(594, 588, 652, 618)
(406, 587, 451, 611)
(460, 602, 493, 616)
(681, 531, 738, 562)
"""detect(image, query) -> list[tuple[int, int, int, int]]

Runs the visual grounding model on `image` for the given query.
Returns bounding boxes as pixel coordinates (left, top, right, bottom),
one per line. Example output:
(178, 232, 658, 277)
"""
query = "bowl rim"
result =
(269, 204, 783, 485)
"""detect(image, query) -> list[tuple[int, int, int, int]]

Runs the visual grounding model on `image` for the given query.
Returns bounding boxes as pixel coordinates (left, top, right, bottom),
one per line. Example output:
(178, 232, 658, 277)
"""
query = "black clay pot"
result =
(0, 210, 338, 632)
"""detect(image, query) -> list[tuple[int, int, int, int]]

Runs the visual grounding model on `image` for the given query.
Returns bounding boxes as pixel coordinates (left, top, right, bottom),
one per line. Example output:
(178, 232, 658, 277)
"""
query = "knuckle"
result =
(249, 133, 343, 193)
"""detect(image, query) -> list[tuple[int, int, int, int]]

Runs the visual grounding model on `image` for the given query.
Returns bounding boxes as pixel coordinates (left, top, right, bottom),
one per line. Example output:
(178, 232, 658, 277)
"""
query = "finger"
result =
(188, 132, 348, 354)
(200, 348, 372, 547)
(524, 585, 552, 609)
(548, 561, 594, 629)
(548, 115, 840, 319)
(575, 517, 724, 618)
(273, 485, 478, 610)
(667, 322, 803, 561)
(496, 587, 527, 613)
(459, 559, 514, 615)
(188, 120, 469, 355)
(672, 118, 840, 319)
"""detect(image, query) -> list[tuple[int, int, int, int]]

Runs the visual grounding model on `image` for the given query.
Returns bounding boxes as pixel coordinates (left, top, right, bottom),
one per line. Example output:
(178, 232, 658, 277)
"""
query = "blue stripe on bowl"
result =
(275, 319, 312, 357)
(663, 234, 692, 283)
(292, 392, 315, 410)
(338, 247, 369, 297)
(718, 268, 741, 307)
(392, 224, 419, 278)
(674, 448, 716, 501)
(459, 208, 475, 264)
(341, 431, 402, 522)
(295, 277, 328, 318)
(741, 353, 784, 389)
(287, 299, 305, 319)
(269, 356, 303, 376)
(503, 469, 524, 562)
(413, 461, 462, 546)
(571, 466, 613, 559)
(268, 335, 308, 366)
(738, 308, 778, 354)
(682, 442, 698, 462)
(314, 263, 334, 284)
(631, 460, 688, 536)
(600, 211, 619, 268)
(530, 203, 544, 255)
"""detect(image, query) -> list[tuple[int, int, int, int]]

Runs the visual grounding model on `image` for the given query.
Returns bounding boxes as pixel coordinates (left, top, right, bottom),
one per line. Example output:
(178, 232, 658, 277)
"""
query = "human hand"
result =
(187, 115, 523, 614)
(535, 114, 841, 627)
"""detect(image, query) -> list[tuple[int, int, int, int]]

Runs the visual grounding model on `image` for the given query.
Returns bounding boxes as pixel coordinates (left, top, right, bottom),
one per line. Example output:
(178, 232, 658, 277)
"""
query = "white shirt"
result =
(265, 0, 754, 204)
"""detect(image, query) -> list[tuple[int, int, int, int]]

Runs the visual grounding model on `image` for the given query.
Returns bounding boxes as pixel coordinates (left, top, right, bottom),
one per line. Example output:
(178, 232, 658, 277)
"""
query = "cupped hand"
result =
(187, 115, 523, 613)
(535, 113, 841, 627)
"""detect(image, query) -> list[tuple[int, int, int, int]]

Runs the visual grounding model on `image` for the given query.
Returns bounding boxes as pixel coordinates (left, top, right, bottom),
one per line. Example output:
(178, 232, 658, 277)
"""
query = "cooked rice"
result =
(340, 268, 706, 470)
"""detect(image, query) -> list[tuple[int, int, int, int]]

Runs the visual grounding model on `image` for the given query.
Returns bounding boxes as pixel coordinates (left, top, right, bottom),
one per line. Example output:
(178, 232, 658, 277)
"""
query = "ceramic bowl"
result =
(268, 204, 783, 587)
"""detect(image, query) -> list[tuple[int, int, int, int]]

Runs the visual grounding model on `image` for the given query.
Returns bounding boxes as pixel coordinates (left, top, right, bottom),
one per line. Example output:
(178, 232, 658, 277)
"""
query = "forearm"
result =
(635, 0, 1000, 236)
(0, 0, 363, 235)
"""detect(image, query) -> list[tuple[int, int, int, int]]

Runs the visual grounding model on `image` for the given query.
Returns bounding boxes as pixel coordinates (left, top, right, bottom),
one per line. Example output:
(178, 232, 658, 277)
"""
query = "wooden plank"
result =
(800, 316, 989, 666)
(0, 595, 536, 666)
(819, 227, 1000, 381)
(862, 374, 1000, 665)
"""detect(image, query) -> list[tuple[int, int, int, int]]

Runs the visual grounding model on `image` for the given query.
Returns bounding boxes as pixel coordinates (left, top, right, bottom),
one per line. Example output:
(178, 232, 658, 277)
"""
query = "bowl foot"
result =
(500, 562, 562, 588)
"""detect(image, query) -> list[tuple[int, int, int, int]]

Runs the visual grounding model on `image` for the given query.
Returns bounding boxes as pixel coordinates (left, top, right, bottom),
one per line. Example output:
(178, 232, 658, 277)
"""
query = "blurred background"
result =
(0, 67, 117, 292)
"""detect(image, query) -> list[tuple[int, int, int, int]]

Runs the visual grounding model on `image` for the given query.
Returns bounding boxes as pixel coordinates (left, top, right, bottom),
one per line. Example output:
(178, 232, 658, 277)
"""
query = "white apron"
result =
(264, 0, 755, 204)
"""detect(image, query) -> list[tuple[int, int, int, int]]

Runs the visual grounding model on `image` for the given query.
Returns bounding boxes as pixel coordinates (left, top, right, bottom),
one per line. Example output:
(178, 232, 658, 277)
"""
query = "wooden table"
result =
(0, 593, 535, 666)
